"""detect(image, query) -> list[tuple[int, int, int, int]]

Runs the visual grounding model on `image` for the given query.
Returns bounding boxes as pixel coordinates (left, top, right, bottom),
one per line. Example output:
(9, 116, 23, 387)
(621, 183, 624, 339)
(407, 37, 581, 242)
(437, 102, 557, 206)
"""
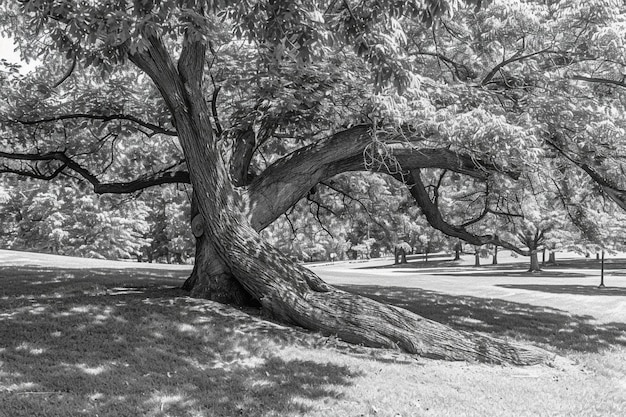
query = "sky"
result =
(0, 35, 20, 63)
(0, 35, 38, 72)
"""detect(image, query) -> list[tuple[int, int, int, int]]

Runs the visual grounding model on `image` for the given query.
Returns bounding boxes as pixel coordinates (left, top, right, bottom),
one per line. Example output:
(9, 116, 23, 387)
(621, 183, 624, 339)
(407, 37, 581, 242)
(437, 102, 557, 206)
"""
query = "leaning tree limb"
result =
(246, 125, 513, 231)
(0, 150, 190, 193)
(404, 169, 531, 256)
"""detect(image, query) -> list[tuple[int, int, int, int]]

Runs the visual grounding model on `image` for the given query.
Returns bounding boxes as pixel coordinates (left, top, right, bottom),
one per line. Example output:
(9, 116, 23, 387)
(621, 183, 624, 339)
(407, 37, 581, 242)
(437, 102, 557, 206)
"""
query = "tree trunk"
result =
(548, 251, 556, 264)
(474, 247, 481, 267)
(492, 245, 498, 265)
(182, 193, 255, 305)
(454, 241, 461, 260)
(182, 233, 256, 305)
(129, 34, 553, 366)
(528, 251, 541, 272)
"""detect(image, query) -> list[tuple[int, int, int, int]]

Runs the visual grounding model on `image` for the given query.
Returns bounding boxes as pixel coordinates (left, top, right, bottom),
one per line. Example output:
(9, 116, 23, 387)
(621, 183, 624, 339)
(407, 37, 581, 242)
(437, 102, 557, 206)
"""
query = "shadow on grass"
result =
(0, 266, 357, 417)
(541, 258, 626, 270)
(337, 284, 626, 354)
(497, 284, 626, 296)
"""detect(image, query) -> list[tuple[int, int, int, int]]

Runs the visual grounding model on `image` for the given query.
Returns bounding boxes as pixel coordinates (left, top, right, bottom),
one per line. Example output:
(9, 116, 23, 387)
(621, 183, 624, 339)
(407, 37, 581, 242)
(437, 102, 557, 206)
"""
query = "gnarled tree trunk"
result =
(182, 194, 255, 305)
(130, 33, 554, 366)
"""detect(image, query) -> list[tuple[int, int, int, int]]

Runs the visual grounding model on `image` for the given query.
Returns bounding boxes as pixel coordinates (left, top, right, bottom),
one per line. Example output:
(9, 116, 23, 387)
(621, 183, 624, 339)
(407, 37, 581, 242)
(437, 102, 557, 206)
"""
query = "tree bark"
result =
(474, 247, 481, 267)
(129, 33, 553, 366)
(548, 251, 556, 264)
(454, 241, 461, 260)
(394, 247, 407, 264)
(492, 245, 498, 265)
(529, 251, 541, 272)
(182, 194, 255, 305)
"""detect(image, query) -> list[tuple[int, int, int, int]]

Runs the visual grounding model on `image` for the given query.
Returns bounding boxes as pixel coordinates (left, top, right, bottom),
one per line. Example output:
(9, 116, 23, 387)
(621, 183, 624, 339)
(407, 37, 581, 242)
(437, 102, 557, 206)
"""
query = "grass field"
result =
(1, 249, 625, 416)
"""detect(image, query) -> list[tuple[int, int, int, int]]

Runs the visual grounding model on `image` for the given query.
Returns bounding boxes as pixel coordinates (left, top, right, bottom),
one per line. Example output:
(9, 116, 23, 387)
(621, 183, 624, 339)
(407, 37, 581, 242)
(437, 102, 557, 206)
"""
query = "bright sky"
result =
(0, 35, 39, 72)
(0, 35, 21, 63)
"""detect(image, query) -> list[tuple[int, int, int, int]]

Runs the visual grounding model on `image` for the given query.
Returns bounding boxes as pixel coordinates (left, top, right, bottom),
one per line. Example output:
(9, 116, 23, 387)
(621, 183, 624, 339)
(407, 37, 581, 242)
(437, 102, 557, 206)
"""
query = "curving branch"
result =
(481, 48, 553, 86)
(51, 55, 77, 88)
(403, 169, 529, 255)
(11, 113, 177, 137)
(247, 124, 518, 231)
(0, 150, 190, 193)
(545, 137, 626, 211)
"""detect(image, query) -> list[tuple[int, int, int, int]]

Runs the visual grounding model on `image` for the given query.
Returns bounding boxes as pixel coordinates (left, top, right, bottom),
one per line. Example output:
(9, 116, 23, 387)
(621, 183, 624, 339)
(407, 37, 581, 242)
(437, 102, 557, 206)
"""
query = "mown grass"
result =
(1, 261, 626, 416)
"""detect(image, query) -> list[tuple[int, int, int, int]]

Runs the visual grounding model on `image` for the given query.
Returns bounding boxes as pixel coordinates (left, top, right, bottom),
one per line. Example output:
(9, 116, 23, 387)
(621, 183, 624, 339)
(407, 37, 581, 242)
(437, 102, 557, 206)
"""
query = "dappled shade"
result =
(0, 266, 359, 416)
(337, 285, 626, 354)
(497, 284, 626, 297)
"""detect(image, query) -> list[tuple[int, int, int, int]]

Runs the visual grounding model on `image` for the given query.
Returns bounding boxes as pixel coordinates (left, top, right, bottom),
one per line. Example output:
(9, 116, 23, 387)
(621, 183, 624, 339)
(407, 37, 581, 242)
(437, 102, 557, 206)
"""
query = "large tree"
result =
(3, 0, 626, 364)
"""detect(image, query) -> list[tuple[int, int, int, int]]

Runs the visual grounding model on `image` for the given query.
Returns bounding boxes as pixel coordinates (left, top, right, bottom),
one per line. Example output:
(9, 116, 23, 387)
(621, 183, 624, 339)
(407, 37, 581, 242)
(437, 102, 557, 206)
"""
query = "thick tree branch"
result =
(247, 125, 516, 231)
(404, 169, 529, 256)
(0, 150, 189, 193)
(569, 74, 626, 89)
(230, 128, 257, 187)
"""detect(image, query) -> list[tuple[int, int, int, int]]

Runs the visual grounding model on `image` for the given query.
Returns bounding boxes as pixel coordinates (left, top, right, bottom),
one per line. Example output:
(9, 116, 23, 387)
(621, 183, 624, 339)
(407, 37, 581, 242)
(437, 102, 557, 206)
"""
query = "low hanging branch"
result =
(0, 150, 190, 193)
(404, 169, 530, 255)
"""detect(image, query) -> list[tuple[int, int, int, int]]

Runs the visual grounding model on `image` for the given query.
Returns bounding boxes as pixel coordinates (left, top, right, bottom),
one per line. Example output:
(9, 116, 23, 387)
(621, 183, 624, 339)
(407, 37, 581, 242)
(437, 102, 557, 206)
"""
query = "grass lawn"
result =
(1, 250, 625, 416)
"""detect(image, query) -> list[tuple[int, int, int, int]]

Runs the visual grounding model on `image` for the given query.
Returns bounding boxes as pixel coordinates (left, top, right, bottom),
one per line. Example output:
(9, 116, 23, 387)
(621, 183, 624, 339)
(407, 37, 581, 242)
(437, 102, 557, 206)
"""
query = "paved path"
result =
(311, 253, 626, 324)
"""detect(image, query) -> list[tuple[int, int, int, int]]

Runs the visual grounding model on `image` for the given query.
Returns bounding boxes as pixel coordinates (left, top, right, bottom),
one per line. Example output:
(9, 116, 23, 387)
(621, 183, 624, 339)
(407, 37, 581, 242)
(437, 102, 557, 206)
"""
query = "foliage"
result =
(0, 175, 194, 261)
(2, 0, 626, 267)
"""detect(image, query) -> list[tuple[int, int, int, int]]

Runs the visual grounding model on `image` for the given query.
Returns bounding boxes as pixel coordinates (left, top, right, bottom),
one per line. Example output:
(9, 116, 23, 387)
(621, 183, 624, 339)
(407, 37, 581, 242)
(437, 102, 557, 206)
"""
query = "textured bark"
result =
(183, 234, 255, 305)
(529, 251, 541, 272)
(247, 128, 508, 231)
(130, 33, 554, 365)
(394, 247, 408, 264)
(230, 128, 257, 187)
(182, 195, 254, 305)
(548, 251, 557, 264)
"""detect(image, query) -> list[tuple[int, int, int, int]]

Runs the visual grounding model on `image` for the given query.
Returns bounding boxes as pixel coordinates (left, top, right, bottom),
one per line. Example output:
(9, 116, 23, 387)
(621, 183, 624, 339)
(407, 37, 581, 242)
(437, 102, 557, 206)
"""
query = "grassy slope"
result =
(1, 250, 625, 417)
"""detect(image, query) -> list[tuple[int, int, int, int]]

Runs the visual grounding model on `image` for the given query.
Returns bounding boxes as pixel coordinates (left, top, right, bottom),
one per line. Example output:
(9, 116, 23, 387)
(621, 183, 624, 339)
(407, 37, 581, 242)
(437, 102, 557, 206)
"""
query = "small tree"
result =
(394, 241, 411, 264)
